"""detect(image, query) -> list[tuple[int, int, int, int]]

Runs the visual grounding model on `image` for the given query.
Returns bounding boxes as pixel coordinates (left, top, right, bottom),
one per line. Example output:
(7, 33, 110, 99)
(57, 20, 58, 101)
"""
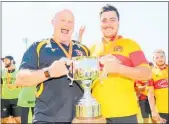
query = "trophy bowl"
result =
(72, 56, 100, 81)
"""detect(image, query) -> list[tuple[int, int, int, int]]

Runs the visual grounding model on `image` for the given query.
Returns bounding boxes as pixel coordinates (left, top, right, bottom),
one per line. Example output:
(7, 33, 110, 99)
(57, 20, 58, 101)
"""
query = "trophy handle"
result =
(67, 73, 74, 86)
(60, 57, 74, 86)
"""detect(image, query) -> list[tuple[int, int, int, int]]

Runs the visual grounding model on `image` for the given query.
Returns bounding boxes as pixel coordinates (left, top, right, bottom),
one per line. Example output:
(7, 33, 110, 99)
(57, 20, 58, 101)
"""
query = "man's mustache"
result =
(103, 27, 114, 30)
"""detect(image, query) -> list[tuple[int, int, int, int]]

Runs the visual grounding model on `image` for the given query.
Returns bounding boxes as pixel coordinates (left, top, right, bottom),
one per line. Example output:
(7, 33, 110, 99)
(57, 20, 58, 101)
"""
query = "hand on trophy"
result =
(100, 54, 122, 74)
(48, 60, 69, 78)
(100, 54, 121, 64)
(59, 57, 75, 85)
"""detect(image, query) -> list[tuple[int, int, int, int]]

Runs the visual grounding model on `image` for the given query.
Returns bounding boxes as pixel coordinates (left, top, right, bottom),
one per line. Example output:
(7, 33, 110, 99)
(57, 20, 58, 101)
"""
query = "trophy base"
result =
(72, 116, 106, 123)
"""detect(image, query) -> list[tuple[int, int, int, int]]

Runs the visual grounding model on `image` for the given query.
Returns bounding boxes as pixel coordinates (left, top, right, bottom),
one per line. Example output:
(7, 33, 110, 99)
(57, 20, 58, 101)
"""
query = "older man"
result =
(15, 9, 89, 123)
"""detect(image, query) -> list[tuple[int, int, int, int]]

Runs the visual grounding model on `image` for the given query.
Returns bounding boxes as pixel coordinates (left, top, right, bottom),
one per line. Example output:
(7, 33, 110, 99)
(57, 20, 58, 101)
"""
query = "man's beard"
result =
(5, 62, 11, 68)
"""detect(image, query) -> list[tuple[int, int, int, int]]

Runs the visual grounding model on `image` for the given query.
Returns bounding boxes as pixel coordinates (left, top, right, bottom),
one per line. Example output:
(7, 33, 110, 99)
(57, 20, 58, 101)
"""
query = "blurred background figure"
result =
(148, 49, 168, 123)
(134, 79, 156, 123)
(1, 56, 21, 123)
(17, 37, 36, 123)
(17, 86, 36, 123)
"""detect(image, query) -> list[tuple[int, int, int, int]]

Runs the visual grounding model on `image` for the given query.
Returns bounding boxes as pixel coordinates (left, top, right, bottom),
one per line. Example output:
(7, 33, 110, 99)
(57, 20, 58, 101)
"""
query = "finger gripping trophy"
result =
(61, 56, 108, 123)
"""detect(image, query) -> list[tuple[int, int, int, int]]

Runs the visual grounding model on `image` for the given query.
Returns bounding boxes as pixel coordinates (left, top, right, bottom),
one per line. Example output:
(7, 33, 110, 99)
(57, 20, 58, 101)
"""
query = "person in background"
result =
(1, 56, 21, 123)
(17, 86, 36, 123)
(4, 79, 36, 123)
(134, 62, 156, 123)
(134, 80, 156, 123)
(148, 49, 168, 123)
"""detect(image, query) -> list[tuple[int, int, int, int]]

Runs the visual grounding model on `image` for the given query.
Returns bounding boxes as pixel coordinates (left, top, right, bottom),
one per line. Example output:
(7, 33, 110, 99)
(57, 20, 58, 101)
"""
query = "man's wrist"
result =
(151, 108, 157, 113)
(43, 68, 51, 78)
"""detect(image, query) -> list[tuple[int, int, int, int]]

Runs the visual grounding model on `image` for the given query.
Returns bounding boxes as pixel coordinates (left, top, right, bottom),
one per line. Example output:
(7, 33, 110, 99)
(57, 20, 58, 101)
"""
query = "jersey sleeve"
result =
(19, 42, 39, 70)
(128, 40, 149, 67)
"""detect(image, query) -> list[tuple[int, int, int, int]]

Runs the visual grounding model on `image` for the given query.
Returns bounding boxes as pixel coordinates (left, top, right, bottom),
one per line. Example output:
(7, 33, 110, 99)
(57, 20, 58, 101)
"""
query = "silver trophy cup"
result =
(61, 56, 103, 118)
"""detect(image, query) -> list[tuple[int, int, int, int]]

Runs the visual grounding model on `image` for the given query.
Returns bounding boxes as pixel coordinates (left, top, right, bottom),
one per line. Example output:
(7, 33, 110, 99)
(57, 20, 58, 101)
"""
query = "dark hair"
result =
(1, 55, 16, 65)
(100, 4, 120, 21)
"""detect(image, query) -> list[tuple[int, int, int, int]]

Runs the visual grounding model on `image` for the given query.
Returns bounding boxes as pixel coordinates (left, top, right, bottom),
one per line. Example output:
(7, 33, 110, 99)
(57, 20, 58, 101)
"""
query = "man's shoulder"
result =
(116, 37, 138, 45)
(116, 38, 142, 53)
(89, 41, 104, 57)
(35, 38, 51, 46)
(72, 40, 89, 52)
(29, 38, 51, 50)
(72, 40, 88, 48)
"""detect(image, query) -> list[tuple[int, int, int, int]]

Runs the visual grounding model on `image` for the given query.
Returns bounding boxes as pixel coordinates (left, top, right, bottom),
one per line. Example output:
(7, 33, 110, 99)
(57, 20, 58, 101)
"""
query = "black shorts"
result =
(1, 98, 21, 118)
(106, 115, 138, 123)
(20, 107, 34, 123)
(139, 99, 152, 118)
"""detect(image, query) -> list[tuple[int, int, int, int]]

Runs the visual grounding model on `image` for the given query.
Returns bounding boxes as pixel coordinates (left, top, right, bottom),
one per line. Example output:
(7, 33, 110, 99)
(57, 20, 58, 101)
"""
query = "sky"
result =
(2, 2, 168, 68)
